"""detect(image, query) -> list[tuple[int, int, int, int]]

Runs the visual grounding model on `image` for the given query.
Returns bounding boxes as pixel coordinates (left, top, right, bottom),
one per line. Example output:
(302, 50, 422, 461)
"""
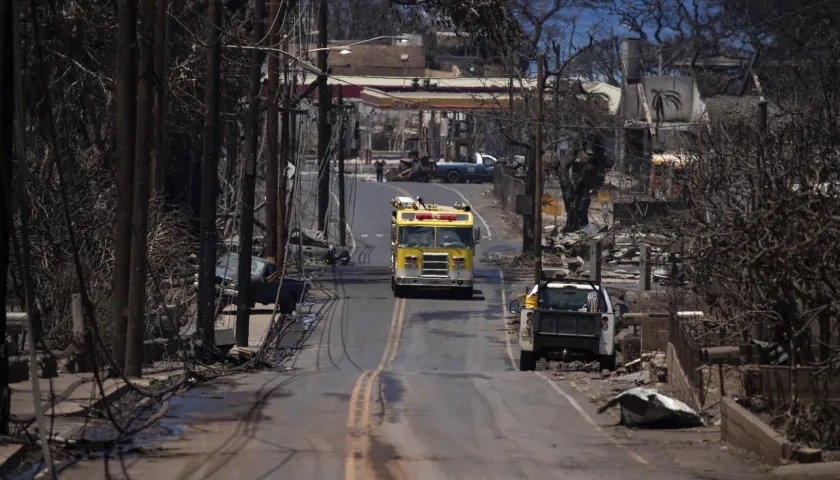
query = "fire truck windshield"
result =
(398, 226, 473, 248)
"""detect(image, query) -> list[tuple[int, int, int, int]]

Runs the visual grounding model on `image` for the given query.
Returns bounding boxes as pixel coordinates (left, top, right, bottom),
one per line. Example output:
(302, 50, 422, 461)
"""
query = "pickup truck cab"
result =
(435, 152, 498, 184)
(193, 253, 307, 314)
(509, 273, 616, 371)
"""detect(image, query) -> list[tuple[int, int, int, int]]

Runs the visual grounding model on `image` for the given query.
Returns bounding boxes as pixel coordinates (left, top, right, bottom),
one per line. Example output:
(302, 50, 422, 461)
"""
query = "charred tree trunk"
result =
(224, 121, 239, 209)
(556, 132, 606, 232)
(126, 0, 156, 377)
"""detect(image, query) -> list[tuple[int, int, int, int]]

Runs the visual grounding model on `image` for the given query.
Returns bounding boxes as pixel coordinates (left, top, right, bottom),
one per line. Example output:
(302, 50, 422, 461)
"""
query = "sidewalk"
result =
(220, 303, 285, 353)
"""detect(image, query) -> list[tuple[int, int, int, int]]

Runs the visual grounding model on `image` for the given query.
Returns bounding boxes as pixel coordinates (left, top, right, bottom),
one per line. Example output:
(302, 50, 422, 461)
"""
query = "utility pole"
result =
(235, 0, 266, 348)
(198, 0, 222, 352)
(277, 33, 290, 265)
(126, 0, 156, 377)
(290, 73, 303, 275)
(534, 54, 544, 283)
(337, 85, 347, 246)
(286, 72, 298, 231)
(113, 0, 138, 369)
(151, 0, 168, 197)
(264, 0, 280, 261)
(316, 0, 330, 232)
(0, 0, 14, 434)
(12, 0, 53, 470)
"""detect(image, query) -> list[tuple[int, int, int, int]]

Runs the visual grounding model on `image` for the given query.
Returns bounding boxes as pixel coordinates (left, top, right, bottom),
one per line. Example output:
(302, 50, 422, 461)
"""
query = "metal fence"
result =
(669, 314, 707, 405)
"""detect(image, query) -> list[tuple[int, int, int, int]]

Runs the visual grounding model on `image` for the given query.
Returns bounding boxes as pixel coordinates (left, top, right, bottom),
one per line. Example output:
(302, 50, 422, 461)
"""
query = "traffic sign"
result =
(597, 191, 612, 204)
(542, 193, 563, 216)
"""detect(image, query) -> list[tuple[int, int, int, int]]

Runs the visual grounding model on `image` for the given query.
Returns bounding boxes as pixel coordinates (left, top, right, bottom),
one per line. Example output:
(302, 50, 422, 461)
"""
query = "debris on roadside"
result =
(597, 386, 704, 428)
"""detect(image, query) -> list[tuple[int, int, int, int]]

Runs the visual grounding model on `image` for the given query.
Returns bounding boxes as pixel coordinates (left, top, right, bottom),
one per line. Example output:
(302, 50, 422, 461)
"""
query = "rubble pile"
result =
(540, 225, 681, 282)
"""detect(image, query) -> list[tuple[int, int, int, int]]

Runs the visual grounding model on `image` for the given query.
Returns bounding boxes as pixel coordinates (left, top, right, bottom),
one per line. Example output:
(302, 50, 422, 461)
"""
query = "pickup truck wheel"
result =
(519, 351, 537, 371)
(598, 354, 616, 371)
(445, 170, 461, 183)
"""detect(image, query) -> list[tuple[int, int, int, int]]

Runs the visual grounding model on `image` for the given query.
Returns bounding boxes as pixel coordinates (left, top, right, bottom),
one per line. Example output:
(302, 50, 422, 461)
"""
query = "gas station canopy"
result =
(359, 88, 516, 110)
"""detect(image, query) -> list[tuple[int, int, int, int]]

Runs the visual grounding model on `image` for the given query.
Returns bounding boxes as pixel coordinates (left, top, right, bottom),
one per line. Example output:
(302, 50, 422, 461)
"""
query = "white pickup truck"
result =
(509, 273, 617, 371)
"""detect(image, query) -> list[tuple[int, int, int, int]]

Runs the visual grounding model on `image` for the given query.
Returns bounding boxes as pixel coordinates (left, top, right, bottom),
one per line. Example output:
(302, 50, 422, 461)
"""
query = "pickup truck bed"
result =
(535, 310, 602, 337)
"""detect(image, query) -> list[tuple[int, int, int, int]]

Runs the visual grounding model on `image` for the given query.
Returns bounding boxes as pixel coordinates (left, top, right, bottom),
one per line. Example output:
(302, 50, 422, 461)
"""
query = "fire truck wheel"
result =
(519, 351, 537, 371)
(393, 284, 405, 298)
(460, 288, 473, 300)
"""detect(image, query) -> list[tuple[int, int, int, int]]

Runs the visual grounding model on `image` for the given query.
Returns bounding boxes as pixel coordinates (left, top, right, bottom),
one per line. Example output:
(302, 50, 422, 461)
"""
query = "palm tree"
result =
(650, 89, 682, 137)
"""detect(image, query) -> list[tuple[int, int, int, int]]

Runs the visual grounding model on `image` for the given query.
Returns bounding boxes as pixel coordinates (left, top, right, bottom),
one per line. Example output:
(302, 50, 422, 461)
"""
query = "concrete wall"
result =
(493, 168, 525, 213)
(642, 317, 669, 352)
(721, 397, 793, 465)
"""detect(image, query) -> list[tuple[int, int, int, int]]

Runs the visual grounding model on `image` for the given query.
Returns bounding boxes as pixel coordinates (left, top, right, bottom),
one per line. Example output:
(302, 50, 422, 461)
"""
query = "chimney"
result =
(622, 37, 642, 85)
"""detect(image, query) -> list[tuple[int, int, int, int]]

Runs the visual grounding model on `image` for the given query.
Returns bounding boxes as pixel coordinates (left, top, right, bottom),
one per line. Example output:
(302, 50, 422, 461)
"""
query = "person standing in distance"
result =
(375, 158, 385, 182)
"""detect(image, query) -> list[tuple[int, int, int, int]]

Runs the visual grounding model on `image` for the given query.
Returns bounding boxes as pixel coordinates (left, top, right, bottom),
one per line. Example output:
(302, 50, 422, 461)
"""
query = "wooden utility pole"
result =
(235, 0, 266, 347)
(757, 99, 767, 203)
(277, 33, 290, 265)
(12, 0, 53, 470)
(0, 0, 14, 434)
(151, 0, 168, 197)
(286, 72, 298, 231)
(198, 0, 222, 351)
(126, 0, 157, 376)
(113, 0, 138, 368)
(316, 0, 330, 232)
(337, 85, 347, 247)
(265, 0, 280, 261)
(534, 54, 544, 283)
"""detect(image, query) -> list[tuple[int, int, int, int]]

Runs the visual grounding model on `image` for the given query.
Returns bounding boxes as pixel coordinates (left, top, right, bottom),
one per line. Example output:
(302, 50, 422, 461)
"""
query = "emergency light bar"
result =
(415, 213, 458, 221)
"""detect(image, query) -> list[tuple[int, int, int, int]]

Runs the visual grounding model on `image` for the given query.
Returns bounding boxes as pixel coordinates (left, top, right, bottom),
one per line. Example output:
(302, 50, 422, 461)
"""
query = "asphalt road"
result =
(59, 177, 750, 479)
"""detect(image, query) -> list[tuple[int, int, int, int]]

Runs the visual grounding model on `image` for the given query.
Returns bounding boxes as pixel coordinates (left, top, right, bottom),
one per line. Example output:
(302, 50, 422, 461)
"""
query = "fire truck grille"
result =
(421, 253, 449, 277)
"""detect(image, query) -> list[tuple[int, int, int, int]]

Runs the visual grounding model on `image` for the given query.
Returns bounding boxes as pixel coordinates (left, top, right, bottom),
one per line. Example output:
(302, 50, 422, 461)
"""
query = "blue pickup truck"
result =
(434, 153, 499, 184)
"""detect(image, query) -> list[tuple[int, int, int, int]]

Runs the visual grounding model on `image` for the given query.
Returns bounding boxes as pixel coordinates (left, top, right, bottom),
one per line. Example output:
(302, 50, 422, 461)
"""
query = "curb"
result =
(771, 462, 840, 479)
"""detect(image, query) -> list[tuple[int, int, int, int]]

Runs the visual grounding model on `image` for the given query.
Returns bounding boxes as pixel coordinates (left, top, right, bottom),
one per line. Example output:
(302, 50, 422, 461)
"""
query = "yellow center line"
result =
(346, 297, 407, 480)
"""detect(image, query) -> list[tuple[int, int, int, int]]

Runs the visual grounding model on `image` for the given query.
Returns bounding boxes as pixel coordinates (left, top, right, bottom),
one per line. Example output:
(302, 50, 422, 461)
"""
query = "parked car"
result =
(194, 253, 307, 313)
(434, 152, 498, 183)
(288, 228, 350, 260)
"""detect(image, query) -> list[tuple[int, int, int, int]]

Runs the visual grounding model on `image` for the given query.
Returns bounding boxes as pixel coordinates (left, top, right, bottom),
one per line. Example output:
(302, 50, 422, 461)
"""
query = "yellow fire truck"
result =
(390, 196, 481, 299)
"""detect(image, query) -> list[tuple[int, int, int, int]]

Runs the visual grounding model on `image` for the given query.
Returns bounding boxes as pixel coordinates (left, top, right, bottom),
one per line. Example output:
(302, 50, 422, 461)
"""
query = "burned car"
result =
(194, 253, 307, 313)
(289, 228, 350, 263)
